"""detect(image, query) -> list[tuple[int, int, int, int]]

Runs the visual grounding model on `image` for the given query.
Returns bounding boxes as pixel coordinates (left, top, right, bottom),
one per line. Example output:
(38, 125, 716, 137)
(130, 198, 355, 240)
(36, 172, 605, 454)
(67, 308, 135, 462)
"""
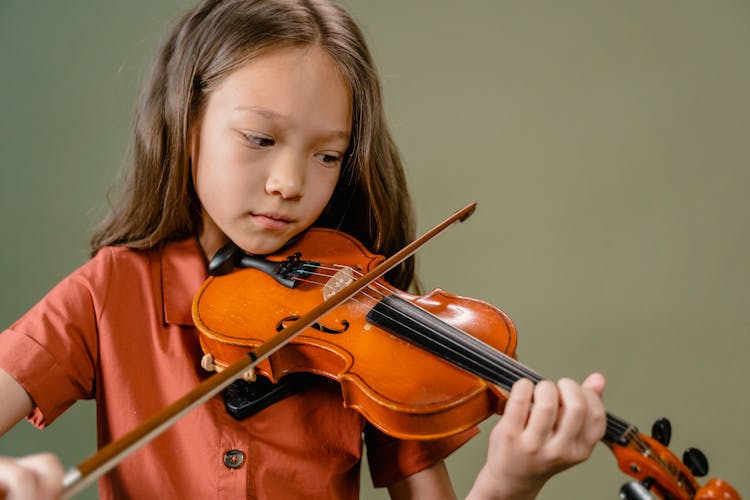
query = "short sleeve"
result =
(0, 254, 108, 428)
(364, 423, 479, 487)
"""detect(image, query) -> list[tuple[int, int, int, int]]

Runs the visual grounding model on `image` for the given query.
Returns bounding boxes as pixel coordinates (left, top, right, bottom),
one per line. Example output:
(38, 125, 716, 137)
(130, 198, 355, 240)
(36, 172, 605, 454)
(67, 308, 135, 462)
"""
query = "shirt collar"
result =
(160, 238, 209, 326)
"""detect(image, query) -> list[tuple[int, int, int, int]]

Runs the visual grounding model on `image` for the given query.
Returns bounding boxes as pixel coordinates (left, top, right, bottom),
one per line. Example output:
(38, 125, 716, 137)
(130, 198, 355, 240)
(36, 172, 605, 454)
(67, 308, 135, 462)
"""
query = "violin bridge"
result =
(323, 266, 355, 301)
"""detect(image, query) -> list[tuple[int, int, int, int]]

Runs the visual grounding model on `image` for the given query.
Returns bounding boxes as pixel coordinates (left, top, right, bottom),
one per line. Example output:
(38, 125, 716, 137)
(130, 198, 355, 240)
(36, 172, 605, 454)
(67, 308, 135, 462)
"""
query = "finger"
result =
(0, 457, 37, 500)
(550, 378, 586, 442)
(578, 384, 607, 445)
(523, 380, 559, 439)
(0, 453, 64, 500)
(17, 453, 64, 500)
(581, 372, 606, 397)
(499, 378, 535, 435)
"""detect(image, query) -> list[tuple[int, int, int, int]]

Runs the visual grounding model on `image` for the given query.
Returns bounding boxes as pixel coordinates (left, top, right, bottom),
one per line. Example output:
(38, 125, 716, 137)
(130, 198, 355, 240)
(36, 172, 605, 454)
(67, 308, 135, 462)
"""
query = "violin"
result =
(195, 226, 517, 439)
(193, 228, 741, 500)
(58, 203, 740, 499)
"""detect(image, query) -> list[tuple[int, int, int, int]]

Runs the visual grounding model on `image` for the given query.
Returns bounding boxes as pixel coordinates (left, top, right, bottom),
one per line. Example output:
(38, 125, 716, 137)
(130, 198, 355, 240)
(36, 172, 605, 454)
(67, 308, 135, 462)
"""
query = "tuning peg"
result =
(683, 447, 709, 477)
(651, 418, 671, 446)
(620, 480, 657, 499)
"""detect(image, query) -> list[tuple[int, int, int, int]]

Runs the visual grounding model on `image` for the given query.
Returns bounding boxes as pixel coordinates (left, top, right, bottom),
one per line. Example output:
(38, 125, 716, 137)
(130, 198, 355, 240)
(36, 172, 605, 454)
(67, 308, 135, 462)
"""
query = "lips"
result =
(250, 211, 294, 230)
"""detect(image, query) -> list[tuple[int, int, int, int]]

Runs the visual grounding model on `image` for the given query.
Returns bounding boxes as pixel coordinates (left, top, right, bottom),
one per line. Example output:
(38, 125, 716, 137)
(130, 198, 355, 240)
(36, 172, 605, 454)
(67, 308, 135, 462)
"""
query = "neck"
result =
(198, 218, 230, 261)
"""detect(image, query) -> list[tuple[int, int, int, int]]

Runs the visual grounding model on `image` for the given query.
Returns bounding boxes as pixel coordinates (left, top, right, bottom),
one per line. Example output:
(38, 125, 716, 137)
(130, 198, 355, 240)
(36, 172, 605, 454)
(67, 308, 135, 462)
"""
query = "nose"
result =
(265, 151, 304, 200)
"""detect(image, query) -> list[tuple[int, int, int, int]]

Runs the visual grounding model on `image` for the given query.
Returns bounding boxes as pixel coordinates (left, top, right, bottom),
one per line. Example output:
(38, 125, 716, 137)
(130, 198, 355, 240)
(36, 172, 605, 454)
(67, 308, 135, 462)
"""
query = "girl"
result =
(0, 1, 606, 498)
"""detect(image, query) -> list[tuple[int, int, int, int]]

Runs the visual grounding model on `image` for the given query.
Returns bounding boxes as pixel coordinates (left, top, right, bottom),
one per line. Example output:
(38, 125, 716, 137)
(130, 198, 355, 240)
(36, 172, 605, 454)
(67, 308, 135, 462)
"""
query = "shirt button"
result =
(223, 449, 245, 469)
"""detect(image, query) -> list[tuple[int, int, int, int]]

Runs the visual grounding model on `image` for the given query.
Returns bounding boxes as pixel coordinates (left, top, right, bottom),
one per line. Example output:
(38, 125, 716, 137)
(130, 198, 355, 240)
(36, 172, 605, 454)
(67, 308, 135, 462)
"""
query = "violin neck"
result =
(366, 294, 634, 444)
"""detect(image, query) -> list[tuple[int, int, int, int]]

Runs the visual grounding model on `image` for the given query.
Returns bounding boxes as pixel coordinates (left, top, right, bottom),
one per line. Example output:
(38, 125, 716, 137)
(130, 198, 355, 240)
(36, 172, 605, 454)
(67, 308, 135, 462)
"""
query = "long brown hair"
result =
(91, 0, 417, 289)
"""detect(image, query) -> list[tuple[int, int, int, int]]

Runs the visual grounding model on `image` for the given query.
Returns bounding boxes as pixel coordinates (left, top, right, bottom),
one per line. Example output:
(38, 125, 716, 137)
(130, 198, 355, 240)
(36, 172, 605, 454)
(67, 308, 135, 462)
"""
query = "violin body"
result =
(192, 227, 517, 440)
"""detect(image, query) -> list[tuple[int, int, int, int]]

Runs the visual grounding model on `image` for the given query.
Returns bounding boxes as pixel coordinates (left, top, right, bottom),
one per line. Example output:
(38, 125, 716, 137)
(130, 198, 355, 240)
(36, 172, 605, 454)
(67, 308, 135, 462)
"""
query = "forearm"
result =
(388, 461, 457, 500)
(0, 370, 64, 498)
(465, 466, 545, 500)
(0, 368, 32, 436)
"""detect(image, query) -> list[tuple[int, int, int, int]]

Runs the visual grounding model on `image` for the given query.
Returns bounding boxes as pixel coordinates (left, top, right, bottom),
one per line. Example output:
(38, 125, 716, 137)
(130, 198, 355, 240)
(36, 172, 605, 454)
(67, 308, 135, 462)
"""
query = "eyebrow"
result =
(233, 106, 350, 141)
(234, 105, 280, 120)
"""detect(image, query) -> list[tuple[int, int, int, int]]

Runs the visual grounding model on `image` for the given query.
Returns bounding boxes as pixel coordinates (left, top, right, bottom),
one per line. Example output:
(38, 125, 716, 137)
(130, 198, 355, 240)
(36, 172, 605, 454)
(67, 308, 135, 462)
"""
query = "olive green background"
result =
(1, 1, 748, 499)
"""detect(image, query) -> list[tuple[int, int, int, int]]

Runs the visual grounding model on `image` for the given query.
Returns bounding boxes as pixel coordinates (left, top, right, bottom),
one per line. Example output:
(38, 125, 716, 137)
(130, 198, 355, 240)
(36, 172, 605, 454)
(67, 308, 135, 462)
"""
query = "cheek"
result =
(195, 149, 257, 205)
(194, 161, 225, 206)
(309, 170, 340, 212)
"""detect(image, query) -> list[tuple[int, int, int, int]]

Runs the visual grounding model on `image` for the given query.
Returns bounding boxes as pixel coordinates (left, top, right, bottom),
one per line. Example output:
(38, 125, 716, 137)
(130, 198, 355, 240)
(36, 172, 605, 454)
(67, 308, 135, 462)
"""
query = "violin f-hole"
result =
(276, 315, 350, 334)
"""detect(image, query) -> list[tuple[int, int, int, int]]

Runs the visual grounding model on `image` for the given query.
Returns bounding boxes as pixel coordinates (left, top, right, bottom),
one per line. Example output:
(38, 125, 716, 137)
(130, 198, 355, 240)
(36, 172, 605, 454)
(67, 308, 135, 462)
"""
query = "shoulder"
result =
(89, 244, 155, 273)
(65, 245, 156, 297)
(83, 238, 206, 326)
(82, 238, 201, 284)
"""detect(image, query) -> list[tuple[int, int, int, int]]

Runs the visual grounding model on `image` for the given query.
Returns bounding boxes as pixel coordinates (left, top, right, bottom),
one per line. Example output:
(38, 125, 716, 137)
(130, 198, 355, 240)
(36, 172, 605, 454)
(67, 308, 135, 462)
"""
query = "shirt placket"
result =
(215, 398, 250, 499)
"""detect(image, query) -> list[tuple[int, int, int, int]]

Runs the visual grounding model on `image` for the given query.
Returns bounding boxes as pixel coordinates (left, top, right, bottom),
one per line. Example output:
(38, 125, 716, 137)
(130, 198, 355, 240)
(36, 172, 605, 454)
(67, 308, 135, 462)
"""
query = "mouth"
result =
(250, 211, 294, 230)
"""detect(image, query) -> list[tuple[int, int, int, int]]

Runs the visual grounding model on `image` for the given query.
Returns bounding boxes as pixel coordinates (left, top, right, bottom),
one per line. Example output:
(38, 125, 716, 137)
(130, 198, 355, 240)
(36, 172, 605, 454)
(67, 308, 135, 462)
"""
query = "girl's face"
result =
(191, 45, 352, 258)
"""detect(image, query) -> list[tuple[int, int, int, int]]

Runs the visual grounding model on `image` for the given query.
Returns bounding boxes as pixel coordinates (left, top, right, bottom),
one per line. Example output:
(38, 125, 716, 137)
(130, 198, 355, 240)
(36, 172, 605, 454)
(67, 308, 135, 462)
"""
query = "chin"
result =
(234, 234, 293, 256)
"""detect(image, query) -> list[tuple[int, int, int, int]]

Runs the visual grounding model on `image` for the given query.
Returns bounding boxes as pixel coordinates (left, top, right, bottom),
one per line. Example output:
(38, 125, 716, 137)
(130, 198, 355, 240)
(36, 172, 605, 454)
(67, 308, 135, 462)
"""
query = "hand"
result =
(0, 453, 64, 500)
(467, 373, 606, 500)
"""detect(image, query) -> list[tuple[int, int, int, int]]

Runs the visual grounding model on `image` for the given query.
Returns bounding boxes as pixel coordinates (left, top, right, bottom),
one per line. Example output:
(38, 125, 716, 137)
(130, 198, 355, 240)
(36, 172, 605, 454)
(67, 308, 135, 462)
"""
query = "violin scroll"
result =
(607, 417, 741, 499)
(695, 479, 742, 500)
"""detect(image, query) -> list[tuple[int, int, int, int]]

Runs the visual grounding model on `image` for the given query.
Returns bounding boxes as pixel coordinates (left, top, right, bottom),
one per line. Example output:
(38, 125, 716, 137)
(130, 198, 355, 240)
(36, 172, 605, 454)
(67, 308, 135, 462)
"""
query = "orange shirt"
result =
(0, 238, 477, 499)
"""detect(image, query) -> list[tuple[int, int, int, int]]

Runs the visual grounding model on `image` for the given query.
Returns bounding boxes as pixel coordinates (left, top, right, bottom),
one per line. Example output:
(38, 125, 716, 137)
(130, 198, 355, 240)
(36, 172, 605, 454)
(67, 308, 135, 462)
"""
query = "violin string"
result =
(348, 285, 681, 482)
(296, 268, 659, 441)
(342, 271, 639, 438)
(296, 263, 543, 390)
(295, 269, 531, 389)
(300, 265, 634, 408)
(308, 266, 564, 389)
(350, 269, 545, 386)
(294, 265, 683, 485)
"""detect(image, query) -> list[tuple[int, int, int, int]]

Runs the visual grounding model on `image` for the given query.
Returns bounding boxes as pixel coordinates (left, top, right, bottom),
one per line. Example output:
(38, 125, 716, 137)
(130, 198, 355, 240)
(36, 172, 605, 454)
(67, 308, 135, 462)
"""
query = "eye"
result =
(244, 133, 275, 148)
(314, 152, 343, 167)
